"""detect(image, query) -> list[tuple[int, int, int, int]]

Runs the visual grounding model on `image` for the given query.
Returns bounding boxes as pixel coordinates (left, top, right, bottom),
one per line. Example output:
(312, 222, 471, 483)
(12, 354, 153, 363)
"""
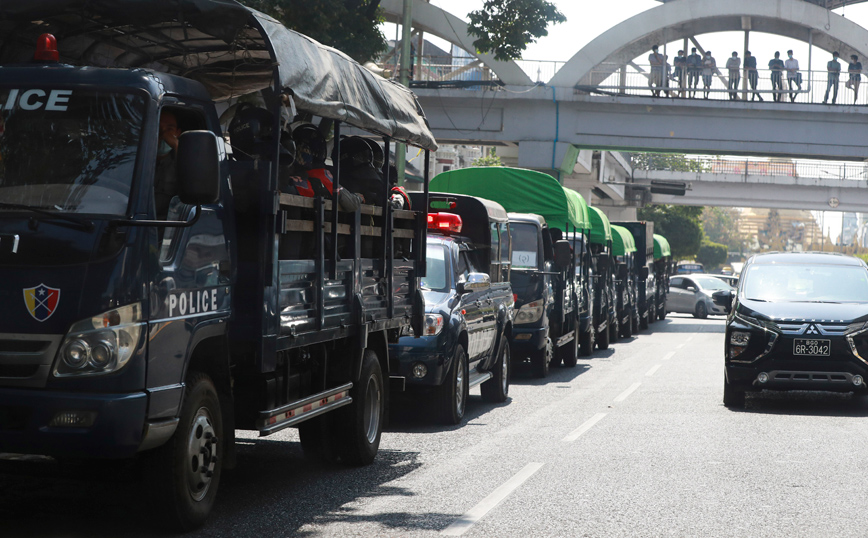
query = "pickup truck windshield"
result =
(422, 245, 449, 292)
(743, 263, 868, 303)
(0, 90, 144, 217)
(509, 223, 540, 269)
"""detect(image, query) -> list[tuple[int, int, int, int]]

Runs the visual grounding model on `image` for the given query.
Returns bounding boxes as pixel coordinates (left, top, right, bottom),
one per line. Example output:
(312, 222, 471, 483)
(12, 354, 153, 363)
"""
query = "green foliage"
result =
(701, 207, 745, 252)
(240, 0, 387, 63)
(631, 153, 709, 172)
(696, 240, 728, 270)
(471, 148, 503, 167)
(638, 205, 703, 259)
(467, 0, 566, 61)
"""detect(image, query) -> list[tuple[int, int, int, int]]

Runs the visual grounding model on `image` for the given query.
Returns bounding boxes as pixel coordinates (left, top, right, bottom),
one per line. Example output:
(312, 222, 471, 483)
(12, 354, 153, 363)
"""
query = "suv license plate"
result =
(794, 338, 831, 356)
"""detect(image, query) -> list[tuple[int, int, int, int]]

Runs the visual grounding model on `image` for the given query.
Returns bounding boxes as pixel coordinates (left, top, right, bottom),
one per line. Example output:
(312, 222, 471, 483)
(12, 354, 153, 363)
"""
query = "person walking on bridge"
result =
(785, 50, 801, 102)
(769, 52, 785, 102)
(687, 47, 702, 98)
(846, 54, 862, 104)
(648, 45, 665, 97)
(744, 51, 762, 101)
(702, 51, 716, 99)
(824, 51, 841, 104)
(726, 52, 741, 100)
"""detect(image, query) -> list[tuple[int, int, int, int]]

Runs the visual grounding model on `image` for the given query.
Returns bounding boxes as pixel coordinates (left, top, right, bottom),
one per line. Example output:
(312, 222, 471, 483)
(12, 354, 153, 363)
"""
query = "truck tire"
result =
(723, 374, 745, 408)
(144, 372, 223, 532)
(649, 304, 657, 324)
(532, 337, 552, 378)
(620, 313, 632, 338)
(640, 309, 649, 331)
(437, 345, 468, 424)
(560, 322, 580, 368)
(631, 311, 640, 334)
(335, 349, 385, 465)
(481, 339, 509, 403)
(579, 323, 595, 357)
(609, 314, 619, 343)
(597, 320, 610, 350)
(658, 306, 667, 320)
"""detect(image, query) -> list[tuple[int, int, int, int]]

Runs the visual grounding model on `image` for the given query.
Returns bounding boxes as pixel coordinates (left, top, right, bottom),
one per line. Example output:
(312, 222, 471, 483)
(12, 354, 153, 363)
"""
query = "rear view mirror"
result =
(457, 272, 490, 293)
(686, 286, 697, 292)
(553, 240, 572, 271)
(177, 130, 221, 205)
(712, 290, 733, 313)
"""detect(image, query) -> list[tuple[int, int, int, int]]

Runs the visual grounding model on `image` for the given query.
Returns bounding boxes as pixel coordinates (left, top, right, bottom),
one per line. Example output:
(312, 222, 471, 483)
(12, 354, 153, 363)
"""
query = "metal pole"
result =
(743, 29, 749, 100)
(395, 0, 413, 187)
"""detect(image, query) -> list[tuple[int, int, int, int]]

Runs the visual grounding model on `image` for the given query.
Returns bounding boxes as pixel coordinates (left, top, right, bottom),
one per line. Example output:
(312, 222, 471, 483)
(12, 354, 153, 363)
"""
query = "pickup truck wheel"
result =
(532, 337, 552, 378)
(579, 323, 595, 357)
(437, 345, 468, 424)
(335, 349, 384, 465)
(481, 339, 509, 402)
(144, 372, 223, 532)
(723, 374, 745, 408)
(597, 320, 610, 350)
(560, 322, 580, 367)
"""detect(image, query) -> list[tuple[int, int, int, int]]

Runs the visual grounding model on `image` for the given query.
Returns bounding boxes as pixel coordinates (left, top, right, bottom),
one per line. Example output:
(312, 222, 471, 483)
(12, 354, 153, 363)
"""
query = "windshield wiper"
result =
(0, 202, 94, 231)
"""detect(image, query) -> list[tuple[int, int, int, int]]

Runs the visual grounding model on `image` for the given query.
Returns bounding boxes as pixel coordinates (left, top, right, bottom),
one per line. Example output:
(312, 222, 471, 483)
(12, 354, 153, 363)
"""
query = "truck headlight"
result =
(515, 299, 544, 325)
(54, 304, 144, 377)
(424, 314, 444, 336)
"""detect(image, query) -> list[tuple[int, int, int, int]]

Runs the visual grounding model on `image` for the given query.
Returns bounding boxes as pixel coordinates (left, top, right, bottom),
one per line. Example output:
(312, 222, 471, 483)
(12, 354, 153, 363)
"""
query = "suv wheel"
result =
(723, 374, 745, 408)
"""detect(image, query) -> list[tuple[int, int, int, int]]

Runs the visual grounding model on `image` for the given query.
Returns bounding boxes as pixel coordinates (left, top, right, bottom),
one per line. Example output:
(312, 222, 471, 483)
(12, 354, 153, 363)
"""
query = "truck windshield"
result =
(0, 90, 144, 217)
(743, 263, 868, 303)
(421, 245, 450, 292)
(509, 223, 540, 269)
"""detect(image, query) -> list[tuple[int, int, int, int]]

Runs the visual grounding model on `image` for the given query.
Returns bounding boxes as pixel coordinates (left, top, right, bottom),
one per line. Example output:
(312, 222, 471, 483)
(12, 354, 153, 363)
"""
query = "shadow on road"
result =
(0, 437, 431, 537)
(733, 390, 868, 417)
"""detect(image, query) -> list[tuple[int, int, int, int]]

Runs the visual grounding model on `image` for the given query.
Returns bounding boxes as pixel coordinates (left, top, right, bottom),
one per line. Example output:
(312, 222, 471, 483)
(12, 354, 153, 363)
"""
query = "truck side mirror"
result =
(553, 240, 572, 271)
(712, 290, 733, 313)
(177, 130, 221, 205)
(639, 266, 649, 280)
(457, 272, 490, 293)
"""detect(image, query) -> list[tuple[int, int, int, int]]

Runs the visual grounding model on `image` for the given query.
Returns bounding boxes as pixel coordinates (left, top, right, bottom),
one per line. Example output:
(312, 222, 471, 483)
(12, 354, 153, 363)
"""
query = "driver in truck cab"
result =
(155, 110, 182, 220)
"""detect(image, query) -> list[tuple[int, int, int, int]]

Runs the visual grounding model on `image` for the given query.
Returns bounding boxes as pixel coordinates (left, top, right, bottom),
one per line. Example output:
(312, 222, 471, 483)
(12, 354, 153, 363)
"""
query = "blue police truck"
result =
(0, 1, 436, 530)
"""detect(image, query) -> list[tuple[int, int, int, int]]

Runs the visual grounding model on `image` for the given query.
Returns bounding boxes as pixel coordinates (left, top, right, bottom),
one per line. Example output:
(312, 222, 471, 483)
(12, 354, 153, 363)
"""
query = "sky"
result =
(383, 0, 868, 242)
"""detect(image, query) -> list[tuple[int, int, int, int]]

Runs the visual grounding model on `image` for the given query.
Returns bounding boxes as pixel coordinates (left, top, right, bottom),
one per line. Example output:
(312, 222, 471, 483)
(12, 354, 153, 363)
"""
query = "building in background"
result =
(738, 208, 823, 252)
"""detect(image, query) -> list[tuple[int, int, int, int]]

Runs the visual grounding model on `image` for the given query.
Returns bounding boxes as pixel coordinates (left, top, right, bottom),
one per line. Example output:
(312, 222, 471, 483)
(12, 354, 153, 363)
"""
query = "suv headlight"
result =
(54, 304, 144, 377)
(423, 314, 444, 336)
(515, 299, 544, 325)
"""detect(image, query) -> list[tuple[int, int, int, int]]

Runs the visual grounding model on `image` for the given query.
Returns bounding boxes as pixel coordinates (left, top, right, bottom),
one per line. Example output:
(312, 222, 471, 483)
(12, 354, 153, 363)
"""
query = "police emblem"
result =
(23, 284, 60, 322)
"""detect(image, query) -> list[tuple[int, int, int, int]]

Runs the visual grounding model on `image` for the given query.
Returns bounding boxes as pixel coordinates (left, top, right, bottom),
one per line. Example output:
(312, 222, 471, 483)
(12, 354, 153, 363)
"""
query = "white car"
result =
(667, 275, 734, 318)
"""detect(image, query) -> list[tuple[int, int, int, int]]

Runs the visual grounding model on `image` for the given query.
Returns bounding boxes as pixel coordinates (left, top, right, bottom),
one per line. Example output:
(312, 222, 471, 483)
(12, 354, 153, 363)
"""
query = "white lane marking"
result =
(662, 351, 676, 361)
(676, 344, 685, 349)
(614, 382, 641, 403)
(441, 462, 545, 536)
(562, 412, 608, 443)
(686, 336, 695, 343)
(646, 364, 662, 377)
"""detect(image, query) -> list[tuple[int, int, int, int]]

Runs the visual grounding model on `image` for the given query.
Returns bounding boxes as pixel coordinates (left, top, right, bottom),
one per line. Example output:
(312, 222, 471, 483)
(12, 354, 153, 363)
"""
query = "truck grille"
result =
(0, 333, 63, 388)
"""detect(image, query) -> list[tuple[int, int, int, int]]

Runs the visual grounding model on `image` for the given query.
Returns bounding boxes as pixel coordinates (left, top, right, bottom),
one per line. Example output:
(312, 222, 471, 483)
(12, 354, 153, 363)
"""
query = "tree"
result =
(630, 153, 709, 172)
(240, 0, 387, 63)
(701, 207, 745, 252)
(467, 0, 566, 62)
(638, 205, 703, 259)
(696, 240, 728, 271)
(471, 147, 503, 167)
(760, 209, 787, 251)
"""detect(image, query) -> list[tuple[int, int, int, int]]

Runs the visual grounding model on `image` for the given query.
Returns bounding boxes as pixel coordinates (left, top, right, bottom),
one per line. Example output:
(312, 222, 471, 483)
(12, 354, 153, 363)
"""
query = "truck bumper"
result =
(390, 336, 451, 387)
(0, 388, 148, 459)
(509, 326, 547, 358)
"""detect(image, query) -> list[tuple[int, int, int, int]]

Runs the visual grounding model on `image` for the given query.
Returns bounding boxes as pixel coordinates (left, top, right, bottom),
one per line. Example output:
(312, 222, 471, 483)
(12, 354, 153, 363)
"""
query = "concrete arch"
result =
(380, 0, 532, 85)
(550, 0, 868, 87)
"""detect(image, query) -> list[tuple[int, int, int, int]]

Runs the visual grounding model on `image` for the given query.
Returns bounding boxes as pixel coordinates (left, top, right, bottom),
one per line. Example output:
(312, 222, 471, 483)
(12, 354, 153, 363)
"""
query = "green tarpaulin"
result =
(611, 225, 637, 256)
(588, 207, 612, 245)
(429, 167, 591, 232)
(653, 234, 671, 259)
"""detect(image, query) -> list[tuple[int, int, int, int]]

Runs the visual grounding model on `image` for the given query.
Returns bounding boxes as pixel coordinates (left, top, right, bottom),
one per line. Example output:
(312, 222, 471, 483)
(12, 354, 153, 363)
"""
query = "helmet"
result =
(340, 136, 375, 169)
(293, 124, 327, 169)
(363, 138, 385, 171)
(228, 104, 274, 160)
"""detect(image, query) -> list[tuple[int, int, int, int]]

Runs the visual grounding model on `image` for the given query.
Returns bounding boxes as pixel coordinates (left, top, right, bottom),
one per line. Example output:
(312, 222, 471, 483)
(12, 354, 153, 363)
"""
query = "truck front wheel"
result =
(532, 337, 552, 378)
(559, 321, 579, 368)
(145, 372, 223, 532)
(335, 349, 385, 465)
(579, 323, 595, 357)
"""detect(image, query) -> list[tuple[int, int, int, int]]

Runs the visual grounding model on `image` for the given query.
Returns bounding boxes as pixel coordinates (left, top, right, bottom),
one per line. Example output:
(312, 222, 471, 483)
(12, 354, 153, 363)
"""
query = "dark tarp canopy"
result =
(0, 0, 437, 150)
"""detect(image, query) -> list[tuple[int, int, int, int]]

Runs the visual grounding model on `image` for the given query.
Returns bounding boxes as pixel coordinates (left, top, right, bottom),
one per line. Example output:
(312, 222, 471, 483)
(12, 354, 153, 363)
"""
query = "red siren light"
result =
(427, 212, 463, 234)
(34, 33, 59, 62)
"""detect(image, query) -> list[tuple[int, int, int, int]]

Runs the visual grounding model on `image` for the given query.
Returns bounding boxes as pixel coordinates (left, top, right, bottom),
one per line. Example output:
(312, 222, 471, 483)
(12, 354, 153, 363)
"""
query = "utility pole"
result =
(395, 0, 414, 187)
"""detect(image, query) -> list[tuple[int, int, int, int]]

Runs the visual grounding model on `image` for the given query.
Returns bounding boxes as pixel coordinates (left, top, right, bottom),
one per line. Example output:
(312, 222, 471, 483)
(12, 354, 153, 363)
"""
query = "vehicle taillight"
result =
(427, 212, 462, 234)
(34, 33, 59, 62)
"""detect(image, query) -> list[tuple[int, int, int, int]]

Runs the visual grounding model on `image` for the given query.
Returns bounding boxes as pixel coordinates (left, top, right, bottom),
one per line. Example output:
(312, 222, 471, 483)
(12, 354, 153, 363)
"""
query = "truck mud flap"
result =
(256, 383, 353, 435)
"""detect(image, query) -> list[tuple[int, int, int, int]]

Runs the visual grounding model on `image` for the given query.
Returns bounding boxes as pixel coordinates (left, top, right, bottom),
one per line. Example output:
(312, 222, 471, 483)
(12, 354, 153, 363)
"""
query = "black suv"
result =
(716, 252, 868, 407)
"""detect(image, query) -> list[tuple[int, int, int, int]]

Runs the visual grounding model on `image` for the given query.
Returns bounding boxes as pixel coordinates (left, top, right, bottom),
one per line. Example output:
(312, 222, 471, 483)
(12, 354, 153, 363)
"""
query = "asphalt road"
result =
(3, 314, 868, 537)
